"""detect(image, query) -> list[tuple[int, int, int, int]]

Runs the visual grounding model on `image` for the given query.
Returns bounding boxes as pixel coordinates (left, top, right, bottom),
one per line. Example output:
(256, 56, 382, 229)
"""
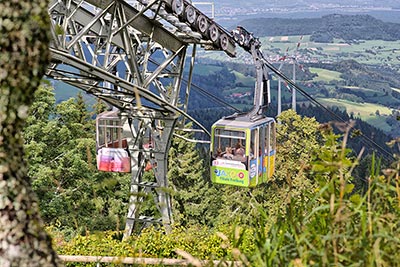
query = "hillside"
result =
(237, 14, 400, 42)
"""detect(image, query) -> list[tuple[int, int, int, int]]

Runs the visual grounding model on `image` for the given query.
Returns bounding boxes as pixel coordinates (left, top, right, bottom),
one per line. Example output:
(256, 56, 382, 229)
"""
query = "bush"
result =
(247, 124, 400, 266)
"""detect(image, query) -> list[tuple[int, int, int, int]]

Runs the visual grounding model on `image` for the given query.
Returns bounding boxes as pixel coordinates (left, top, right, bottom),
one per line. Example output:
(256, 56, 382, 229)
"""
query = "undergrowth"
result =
(48, 124, 400, 266)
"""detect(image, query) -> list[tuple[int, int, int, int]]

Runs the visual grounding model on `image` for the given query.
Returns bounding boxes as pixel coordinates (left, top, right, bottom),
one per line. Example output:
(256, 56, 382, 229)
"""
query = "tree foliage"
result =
(168, 125, 221, 227)
(32, 99, 399, 266)
(48, 107, 400, 266)
(17, 63, 399, 267)
(249, 125, 400, 266)
(24, 85, 130, 235)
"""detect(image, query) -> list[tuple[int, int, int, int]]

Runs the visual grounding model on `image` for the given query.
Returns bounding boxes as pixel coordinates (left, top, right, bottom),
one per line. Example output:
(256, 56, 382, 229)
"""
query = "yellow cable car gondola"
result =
(211, 117, 275, 187)
(210, 26, 276, 187)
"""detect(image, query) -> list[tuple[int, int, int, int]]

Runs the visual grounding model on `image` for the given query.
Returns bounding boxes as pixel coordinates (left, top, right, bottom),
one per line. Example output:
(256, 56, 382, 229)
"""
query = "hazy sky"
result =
(214, 0, 399, 7)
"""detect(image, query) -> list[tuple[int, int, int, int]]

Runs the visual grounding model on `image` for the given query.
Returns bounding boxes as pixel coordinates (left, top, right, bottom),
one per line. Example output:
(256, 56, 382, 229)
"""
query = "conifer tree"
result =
(167, 124, 221, 226)
(24, 86, 129, 232)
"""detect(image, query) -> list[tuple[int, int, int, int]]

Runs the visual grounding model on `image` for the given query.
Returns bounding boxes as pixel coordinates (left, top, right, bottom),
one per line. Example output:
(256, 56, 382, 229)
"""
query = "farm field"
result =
(200, 34, 400, 72)
(231, 70, 255, 86)
(193, 64, 223, 76)
(262, 35, 400, 66)
(317, 98, 394, 132)
(196, 30, 400, 136)
(309, 67, 343, 82)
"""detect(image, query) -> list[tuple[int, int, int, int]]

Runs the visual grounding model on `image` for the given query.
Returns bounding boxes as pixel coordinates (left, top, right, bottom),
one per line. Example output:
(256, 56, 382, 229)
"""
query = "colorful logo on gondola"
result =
(214, 169, 245, 179)
(250, 163, 256, 178)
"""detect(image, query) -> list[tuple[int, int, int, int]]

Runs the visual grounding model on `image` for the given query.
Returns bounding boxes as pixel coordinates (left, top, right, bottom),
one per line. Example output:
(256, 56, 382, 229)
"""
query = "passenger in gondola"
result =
(234, 142, 246, 162)
(234, 142, 245, 156)
(216, 147, 223, 158)
(223, 147, 234, 160)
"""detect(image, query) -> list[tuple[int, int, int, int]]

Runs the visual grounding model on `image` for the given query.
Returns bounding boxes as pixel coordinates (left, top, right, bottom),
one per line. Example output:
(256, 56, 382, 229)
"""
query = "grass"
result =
(364, 116, 392, 132)
(260, 35, 310, 52)
(197, 35, 400, 134)
(317, 98, 393, 132)
(231, 70, 255, 86)
(259, 35, 400, 66)
(223, 87, 252, 94)
(317, 98, 393, 116)
(342, 86, 377, 95)
(309, 67, 343, 82)
(193, 64, 223, 76)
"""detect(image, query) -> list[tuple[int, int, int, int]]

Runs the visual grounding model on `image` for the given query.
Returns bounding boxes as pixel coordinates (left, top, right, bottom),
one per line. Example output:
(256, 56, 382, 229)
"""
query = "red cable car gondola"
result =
(96, 110, 131, 173)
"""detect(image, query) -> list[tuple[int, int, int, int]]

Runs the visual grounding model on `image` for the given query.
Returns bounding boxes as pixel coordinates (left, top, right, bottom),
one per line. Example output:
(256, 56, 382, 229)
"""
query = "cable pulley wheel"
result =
(185, 5, 197, 24)
(197, 15, 208, 34)
(209, 24, 219, 43)
(172, 0, 184, 16)
(220, 33, 229, 51)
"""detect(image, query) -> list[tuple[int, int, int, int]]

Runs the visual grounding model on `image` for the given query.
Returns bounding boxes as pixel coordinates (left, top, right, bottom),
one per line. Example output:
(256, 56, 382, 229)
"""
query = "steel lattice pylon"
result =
(46, 0, 236, 237)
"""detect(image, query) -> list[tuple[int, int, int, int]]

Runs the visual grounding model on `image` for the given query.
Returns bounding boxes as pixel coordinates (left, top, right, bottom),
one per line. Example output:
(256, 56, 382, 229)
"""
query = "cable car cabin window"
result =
(212, 128, 246, 162)
(96, 111, 130, 173)
(250, 129, 259, 159)
(264, 121, 276, 179)
(270, 121, 276, 169)
(259, 127, 265, 157)
(97, 118, 127, 149)
(270, 122, 276, 153)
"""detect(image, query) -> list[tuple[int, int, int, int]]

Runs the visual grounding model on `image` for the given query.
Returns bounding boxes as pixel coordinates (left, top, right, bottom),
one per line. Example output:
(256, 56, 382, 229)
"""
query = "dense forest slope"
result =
(237, 14, 400, 42)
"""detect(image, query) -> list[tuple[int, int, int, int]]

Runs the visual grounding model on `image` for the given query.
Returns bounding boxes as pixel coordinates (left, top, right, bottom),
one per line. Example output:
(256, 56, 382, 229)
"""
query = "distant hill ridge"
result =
(237, 14, 400, 42)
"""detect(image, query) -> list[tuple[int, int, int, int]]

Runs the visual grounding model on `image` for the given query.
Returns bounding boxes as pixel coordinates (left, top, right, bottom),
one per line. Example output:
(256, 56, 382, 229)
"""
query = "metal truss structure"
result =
(46, 0, 237, 237)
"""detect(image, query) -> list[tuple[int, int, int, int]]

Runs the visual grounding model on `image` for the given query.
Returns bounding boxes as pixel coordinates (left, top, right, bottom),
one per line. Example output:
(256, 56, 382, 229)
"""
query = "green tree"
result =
(249, 123, 400, 266)
(24, 86, 130, 234)
(0, 0, 62, 265)
(167, 125, 221, 226)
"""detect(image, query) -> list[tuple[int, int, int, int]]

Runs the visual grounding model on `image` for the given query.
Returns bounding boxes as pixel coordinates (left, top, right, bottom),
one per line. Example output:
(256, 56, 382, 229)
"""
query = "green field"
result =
(309, 67, 343, 82)
(318, 98, 392, 116)
(260, 35, 400, 66)
(223, 86, 252, 95)
(201, 34, 400, 68)
(231, 70, 255, 86)
(194, 64, 223, 75)
(260, 35, 310, 52)
(317, 98, 393, 132)
(196, 34, 400, 134)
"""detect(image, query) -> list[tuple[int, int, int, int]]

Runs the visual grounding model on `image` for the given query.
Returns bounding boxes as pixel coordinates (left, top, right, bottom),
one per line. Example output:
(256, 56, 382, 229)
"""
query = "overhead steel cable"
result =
(147, 57, 241, 112)
(148, 44, 394, 161)
(180, 79, 241, 113)
(258, 53, 395, 161)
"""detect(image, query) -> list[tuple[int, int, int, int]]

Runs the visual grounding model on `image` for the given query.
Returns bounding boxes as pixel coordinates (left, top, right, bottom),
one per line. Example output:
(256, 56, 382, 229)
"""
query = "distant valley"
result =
(237, 14, 400, 42)
(211, 1, 400, 27)
(193, 14, 400, 140)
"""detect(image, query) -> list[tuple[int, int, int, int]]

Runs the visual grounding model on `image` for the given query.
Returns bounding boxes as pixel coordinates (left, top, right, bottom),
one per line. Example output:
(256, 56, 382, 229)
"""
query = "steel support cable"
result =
(259, 54, 395, 161)
(146, 57, 241, 112)
(181, 79, 241, 113)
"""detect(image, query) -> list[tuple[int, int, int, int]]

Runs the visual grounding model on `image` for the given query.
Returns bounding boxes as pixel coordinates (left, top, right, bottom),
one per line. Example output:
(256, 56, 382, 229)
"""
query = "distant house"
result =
(230, 92, 251, 98)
